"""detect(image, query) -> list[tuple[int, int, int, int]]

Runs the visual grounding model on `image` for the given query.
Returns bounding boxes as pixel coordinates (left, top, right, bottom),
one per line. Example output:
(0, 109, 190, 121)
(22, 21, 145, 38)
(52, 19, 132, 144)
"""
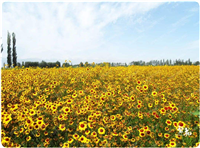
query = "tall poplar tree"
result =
(12, 32, 17, 67)
(7, 32, 12, 68)
(1, 44, 3, 53)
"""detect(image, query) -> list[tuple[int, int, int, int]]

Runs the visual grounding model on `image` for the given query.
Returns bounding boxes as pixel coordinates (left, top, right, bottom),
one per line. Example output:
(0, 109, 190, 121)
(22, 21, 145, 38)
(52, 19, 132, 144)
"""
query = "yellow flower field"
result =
(1, 65, 200, 147)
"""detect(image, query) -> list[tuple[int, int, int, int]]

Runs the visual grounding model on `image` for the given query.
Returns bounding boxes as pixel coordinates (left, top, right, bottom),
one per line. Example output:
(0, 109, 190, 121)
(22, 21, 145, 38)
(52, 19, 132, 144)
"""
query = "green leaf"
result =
(191, 111, 200, 116)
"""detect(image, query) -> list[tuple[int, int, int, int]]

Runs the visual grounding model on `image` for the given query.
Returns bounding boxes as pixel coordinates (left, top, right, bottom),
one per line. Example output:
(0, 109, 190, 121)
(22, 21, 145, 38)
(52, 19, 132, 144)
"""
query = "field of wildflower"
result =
(1, 65, 200, 147)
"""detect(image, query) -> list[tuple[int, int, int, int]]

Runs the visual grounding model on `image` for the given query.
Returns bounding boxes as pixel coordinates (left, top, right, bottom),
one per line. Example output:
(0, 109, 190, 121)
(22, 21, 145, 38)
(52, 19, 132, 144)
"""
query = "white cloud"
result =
(2, 2, 163, 64)
(172, 14, 193, 27)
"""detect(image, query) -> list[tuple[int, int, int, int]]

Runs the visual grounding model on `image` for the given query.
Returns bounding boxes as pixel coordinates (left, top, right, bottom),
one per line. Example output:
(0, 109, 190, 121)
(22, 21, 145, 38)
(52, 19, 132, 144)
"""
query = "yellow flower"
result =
(166, 119, 172, 126)
(26, 136, 31, 141)
(91, 131, 97, 137)
(98, 127, 105, 135)
(131, 138, 135, 142)
(152, 91, 157, 97)
(110, 115, 116, 121)
(68, 138, 74, 144)
(177, 121, 186, 128)
(85, 130, 91, 135)
(79, 135, 87, 143)
(79, 121, 87, 131)
(73, 133, 79, 140)
(164, 133, 170, 139)
(59, 124, 66, 131)
(123, 134, 128, 139)
(169, 141, 176, 147)
(62, 106, 70, 113)
(143, 85, 148, 90)
(63, 142, 69, 148)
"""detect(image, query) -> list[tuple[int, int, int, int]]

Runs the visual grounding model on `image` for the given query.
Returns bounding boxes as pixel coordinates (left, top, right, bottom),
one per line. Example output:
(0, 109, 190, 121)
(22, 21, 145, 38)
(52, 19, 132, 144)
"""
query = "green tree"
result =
(79, 62, 84, 67)
(1, 44, 3, 53)
(12, 32, 17, 67)
(22, 61, 25, 67)
(7, 32, 12, 67)
(85, 61, 89, 67)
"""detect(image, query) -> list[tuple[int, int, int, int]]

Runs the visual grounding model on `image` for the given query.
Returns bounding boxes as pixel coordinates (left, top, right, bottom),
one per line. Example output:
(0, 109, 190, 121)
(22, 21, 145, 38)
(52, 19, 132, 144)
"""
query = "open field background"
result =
(1, 65, 200, 147)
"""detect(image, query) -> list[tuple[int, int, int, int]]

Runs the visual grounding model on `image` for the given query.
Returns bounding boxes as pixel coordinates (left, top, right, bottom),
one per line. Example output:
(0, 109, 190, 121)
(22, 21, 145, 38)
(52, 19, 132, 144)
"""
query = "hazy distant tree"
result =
(7, 32, 12, 67)
(85, 62, 89, 67)
(1, 44, 3, 53)
(55, 61, 60, 67)
(12, 32, 17, 67)
(181, 60, 184, 65)
(188, 58, 192, 65)
(193, 61, 200, 65)
(62, 62, 70, 67)
(79, 62, 84, 67)
(22, 61, 25, 67)
(39, 60, 47, 68)
(17, 62, 21, 67)
(166, 59, 169, 65)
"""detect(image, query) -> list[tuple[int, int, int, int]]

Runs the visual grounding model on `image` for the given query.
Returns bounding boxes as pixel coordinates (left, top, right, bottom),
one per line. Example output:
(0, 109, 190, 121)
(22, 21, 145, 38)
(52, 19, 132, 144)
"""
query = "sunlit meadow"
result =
(1, 65, 200, 147)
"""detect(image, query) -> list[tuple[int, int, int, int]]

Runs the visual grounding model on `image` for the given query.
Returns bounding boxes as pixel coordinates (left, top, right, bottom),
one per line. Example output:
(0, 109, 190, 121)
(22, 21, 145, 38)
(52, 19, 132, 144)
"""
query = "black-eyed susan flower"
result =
(175, 134, 182, 140)
(88, 115, 93, 122)
(165, 127, 169, 131)
(152, 91, 157, 97)
(110, 115, 116, 121)
(45, 138, 50, 143)
(164, 133, 170, 139)
(68, 138, 74, 144)
(79, 135, 86, 143)
(148, 103, 153, 108)
(44, 131, 48, 136)
(35, 132, 40, 137)
(19, 127, 24, 133)
(195, 142, 200, 147)
(112, 132, 118, 136)
(139, 132, 145, 137)
(130, 96, 135, 101)
(137, 80, 141, 85)
(59, 124, 66, 131)
(128, 126, 132, 131)
(98, 127, 105, 135)
(2, 137, 10, 144)
(166, 119, 172, 126)
(131, 138, 135, 142)
(73, 133, 79, 140)
(178, 121, 186, 128)
(26, 136, 31, 141)
(79, 121, 87, 131)
(34, 124, 40, 130)
(146, 130, 151, 135)
(63, 107, 70, 113)
(169, 141, 176, 147)
(173, 122, 178, 128)
(58, 114, 64, 120)
(62, 142, 69, 148)
(91, 131, 97, 137)
(123, 134, 128, 140)
(143, 85, 148, 90)
(67, 99, 73, 104)
(72, 93, 77, 98)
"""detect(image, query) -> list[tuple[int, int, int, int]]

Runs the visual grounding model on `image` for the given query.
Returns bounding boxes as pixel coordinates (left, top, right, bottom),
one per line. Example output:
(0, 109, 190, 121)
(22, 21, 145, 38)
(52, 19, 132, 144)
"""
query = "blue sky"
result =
(1, 2, 199, 65)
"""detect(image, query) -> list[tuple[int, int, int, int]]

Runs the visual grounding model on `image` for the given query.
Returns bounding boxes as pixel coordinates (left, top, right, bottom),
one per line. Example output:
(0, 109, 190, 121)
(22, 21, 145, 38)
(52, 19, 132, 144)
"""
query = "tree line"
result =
(3, 58, 199, 69)
(129, 59, 199, 66)
(2, 32, 199, 68)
